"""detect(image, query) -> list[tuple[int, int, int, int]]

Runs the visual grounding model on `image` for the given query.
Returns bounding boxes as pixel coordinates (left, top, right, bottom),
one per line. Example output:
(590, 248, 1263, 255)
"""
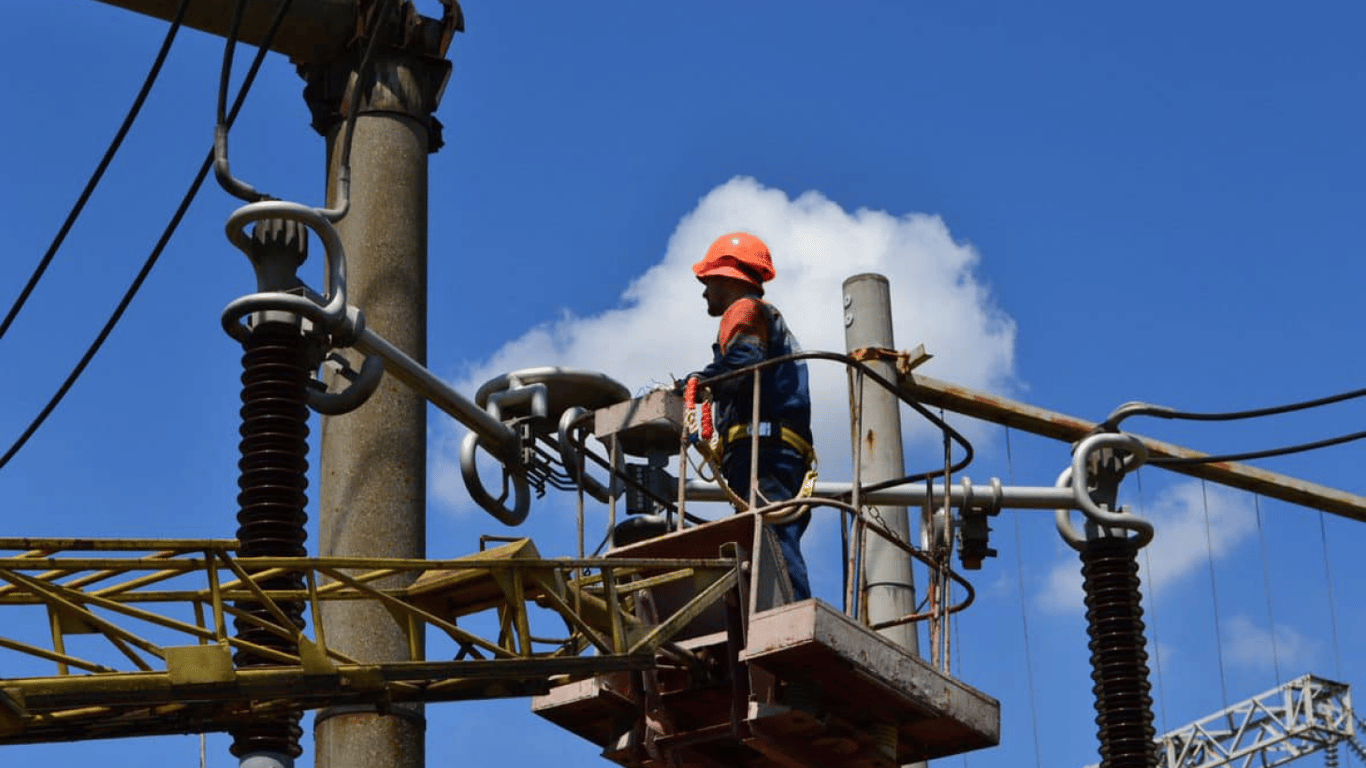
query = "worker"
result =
(682, 232, 815, 600)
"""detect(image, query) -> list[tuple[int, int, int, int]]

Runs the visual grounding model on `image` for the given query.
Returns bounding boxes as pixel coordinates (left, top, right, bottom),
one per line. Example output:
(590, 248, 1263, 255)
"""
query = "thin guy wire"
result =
(0, 0, 194, 340)
(1253, 495, 1283, 685)
(0, 0, 291, 472)
(1201, 480, 1231, 710)
(1318, 510, 1344, 679)
(1005, 427, 1044, 768)
(1136, 470, 1169, 737)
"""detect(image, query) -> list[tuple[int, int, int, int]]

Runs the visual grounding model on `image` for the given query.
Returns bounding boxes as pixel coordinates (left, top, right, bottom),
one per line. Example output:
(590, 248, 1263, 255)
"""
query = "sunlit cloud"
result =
(428, 176, 1019, 591)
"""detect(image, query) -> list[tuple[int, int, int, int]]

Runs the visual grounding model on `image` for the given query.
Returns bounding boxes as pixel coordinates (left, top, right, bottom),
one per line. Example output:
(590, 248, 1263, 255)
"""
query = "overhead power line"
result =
(1104, 386, 1366, 429)
(0, 0, 193, 340)
(1101, 388, 1366, 467)
(0, 0, 295, 472)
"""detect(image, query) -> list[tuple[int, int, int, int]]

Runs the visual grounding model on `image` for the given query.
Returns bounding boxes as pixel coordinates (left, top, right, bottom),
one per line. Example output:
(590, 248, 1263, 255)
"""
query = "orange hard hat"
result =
(692, 232, 776, 288)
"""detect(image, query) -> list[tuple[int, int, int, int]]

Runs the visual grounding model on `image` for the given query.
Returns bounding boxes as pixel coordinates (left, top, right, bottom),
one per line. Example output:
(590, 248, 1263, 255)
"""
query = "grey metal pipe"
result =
(353, 327, 519, 465)
(684, 478, 1078, 510)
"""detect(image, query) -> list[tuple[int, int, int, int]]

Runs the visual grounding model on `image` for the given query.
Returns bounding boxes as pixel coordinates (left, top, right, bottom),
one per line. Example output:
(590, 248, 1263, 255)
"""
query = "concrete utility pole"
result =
(88, 2, 458, 768)
(843, 274, 926, 768)
(304, 11, 455, 768)
(841, 274, 919, 653)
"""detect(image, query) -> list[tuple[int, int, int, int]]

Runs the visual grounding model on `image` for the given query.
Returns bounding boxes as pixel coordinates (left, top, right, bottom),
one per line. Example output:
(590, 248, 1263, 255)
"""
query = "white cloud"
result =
(430, 176, 1017, 522)
(1224, 614, 1316, 673)
(1037, 480, 1258, 613)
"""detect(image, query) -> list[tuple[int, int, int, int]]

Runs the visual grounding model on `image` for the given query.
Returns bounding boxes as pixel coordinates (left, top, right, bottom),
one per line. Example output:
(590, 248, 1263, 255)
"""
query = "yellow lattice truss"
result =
(0, 537, 739, 745)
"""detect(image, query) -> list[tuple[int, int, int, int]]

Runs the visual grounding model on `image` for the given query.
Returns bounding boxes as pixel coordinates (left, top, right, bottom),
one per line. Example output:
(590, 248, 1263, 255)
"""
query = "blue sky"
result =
(4, 1, 1366, 766)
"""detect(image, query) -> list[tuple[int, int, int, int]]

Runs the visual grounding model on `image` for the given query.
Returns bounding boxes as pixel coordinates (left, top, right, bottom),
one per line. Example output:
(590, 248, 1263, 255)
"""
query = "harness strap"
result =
(723, 423, 817, 467)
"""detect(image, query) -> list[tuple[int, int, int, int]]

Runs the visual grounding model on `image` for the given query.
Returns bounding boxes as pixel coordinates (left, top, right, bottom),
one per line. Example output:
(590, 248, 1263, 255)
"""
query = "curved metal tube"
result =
(307, 352, 385, 415)
(460, 431, 531, 526)
(222, 293, 337, 343)
(222, 200, 349, 334)
(1056, 432, 1154, 550)
(486, 382, 549, 422)
(557, 407, 612, 503)
(1054, 466, 1089, 551)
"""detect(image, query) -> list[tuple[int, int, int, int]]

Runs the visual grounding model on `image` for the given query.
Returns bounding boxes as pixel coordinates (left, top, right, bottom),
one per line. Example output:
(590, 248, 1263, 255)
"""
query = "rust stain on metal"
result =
(865, 428, 878, 454)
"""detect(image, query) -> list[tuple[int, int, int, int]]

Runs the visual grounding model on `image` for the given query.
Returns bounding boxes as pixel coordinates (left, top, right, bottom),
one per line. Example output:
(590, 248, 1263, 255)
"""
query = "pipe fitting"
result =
(1055, 432, 1153, 550)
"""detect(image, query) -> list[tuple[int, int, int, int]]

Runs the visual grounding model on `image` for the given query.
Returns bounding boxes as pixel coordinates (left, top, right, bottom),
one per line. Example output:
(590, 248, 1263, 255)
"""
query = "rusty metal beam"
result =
(900, 372, 1366, 523)
(88, 0, 356, 64)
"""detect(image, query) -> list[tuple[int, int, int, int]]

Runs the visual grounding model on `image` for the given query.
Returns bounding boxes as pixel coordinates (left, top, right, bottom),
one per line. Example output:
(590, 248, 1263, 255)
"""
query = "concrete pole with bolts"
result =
(841, 274, 920, 652)
(843, 273, 925, 768)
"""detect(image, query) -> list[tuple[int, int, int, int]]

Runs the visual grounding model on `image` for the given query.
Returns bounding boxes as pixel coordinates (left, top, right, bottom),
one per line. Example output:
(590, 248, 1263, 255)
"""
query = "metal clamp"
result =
(1055, 432, 1154, 550)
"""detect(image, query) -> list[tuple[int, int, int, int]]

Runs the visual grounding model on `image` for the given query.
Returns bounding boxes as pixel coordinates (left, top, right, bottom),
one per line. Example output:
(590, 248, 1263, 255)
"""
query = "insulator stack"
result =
(231, 321, 310, 761)
(1081, 536, 1156, 768)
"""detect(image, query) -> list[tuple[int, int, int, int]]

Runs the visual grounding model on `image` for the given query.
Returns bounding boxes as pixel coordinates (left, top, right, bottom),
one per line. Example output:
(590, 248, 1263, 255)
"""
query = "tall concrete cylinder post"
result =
(842, 274, 919, 653)
(310, 46, 449, 768)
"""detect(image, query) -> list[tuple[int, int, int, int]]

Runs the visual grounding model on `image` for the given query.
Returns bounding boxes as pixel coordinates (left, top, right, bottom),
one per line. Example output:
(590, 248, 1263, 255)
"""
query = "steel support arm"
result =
(901, 372, 1366, 523)
(353, 327, 521, 465)
(683, 479, 1076, 510)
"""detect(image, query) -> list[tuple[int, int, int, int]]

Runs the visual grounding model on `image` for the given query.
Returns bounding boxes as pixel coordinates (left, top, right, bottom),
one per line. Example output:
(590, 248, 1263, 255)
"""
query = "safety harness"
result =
(684, 377, 818, 521)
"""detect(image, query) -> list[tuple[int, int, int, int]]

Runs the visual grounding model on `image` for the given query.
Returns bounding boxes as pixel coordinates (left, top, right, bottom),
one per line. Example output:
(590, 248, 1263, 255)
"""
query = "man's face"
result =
(701, 276, 731, 317)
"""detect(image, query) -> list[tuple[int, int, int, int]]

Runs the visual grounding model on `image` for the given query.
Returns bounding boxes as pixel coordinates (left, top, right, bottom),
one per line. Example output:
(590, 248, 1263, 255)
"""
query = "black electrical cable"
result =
(216, 0, 392, 209)
(0, 0, 293, 472)
(0, 0, 193, 341)
(694, 350, 976, 493)
(1103, 385, 1366, 431)
(213, 0, 269, 202)
(1148, 428, 1366, 467)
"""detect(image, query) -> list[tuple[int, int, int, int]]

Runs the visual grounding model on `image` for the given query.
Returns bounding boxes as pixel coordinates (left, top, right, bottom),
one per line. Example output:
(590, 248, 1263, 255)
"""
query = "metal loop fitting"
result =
(459, 430, 531, 526)
(1055, 432, 1154, 551)
(556, 407, 612, 503)
(221, 199, 387, 416)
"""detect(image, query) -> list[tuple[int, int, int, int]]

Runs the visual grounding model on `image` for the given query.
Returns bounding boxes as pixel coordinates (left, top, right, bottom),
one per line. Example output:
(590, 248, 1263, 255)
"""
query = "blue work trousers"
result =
(721, 443, 812, 601)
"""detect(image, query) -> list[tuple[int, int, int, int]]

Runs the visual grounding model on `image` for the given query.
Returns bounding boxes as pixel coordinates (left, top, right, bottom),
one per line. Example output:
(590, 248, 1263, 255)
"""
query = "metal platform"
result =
(532, 514, 1000, 768)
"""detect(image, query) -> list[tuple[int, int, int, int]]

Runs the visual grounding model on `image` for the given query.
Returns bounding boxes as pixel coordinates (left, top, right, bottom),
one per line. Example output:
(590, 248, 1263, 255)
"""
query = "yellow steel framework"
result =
(0, 537, 739, 745)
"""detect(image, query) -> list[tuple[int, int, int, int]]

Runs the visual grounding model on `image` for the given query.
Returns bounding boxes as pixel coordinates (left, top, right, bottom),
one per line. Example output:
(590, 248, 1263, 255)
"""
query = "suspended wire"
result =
(1005, 427, 1043, 768)
(1104, 386, 1366, 429)
(1253, 495, 1283, 685)
(1148, 429, 1366, 467)
(1318, 510, 1344, 679)
(212, 0, 269, 202)
(1200, 480, 1231, 710)
(0, 0, 194, 341)
(0, 0, 294, 472)
(1136, 470, 1169, 738)
(1102, 388, 1366, 467)
(216, 0, 392, 216)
